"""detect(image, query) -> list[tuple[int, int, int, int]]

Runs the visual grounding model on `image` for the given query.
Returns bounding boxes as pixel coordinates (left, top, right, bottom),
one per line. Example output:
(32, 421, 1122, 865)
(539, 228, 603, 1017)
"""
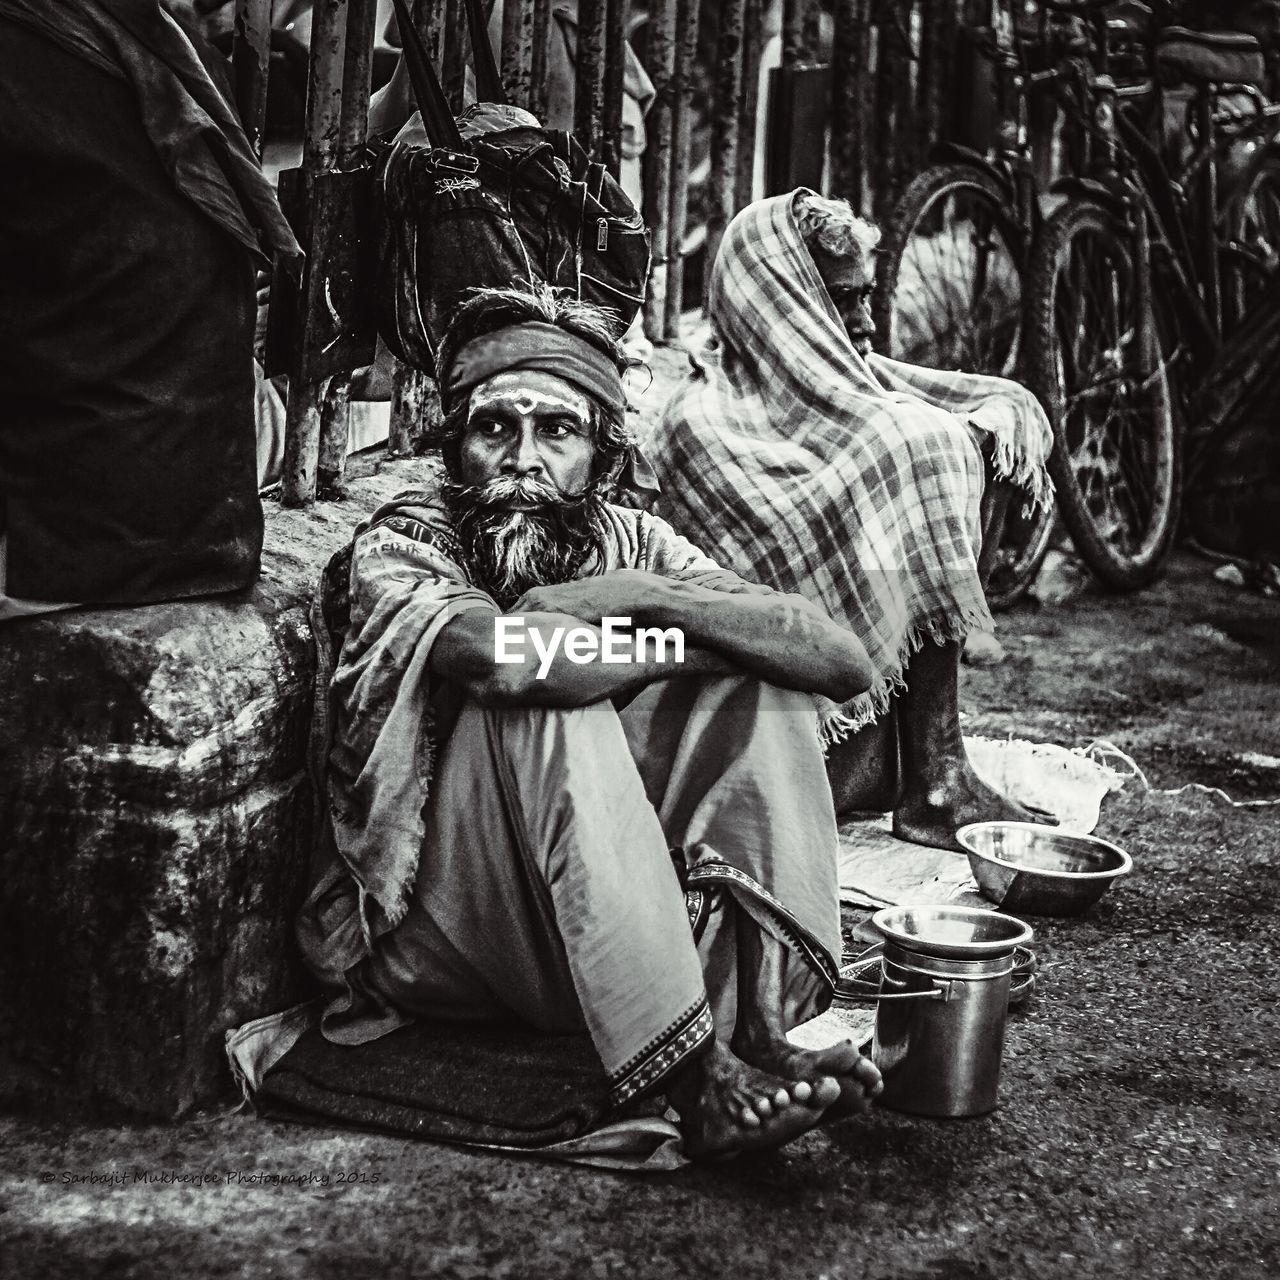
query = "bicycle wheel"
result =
(873, 163, 1052, 607)
(872, 163, 1028, 377)
(1223, 154, 1280, 336)
(1026, 197, 1180, 590)
(985, 491, 1058, 611)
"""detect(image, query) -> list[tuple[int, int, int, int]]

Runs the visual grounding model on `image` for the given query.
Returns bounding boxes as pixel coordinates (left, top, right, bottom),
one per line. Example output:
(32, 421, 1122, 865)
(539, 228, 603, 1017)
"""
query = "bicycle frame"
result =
(924, 2, 1072, 244)
(1047, 6, 1280, 401)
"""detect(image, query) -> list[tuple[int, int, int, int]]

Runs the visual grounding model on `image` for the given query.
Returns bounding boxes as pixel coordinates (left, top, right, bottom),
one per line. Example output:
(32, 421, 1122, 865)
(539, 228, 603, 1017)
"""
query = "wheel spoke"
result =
(889, 179, 1020, 374)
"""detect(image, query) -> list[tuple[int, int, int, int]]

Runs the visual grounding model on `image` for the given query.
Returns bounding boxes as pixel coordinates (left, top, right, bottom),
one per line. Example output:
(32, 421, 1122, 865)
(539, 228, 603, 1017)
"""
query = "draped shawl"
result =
(653, 192, 1052, 738)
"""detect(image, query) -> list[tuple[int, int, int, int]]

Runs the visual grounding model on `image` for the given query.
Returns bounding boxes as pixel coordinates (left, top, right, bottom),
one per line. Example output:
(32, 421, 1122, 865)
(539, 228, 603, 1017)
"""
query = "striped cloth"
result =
(652, 192, 1052, 738)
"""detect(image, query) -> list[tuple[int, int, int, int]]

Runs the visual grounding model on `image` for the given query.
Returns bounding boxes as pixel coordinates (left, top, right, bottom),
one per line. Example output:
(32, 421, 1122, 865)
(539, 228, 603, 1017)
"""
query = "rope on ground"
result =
(1081, 740, 1280, 809)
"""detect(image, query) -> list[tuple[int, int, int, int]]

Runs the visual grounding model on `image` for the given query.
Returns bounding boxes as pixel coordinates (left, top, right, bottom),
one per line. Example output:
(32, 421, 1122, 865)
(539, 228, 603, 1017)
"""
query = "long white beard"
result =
(448, 475, 607, 608)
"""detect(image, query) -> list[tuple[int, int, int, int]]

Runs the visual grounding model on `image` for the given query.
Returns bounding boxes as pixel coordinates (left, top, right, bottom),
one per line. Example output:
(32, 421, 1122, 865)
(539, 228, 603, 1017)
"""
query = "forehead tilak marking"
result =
(468, 380, 591, 421)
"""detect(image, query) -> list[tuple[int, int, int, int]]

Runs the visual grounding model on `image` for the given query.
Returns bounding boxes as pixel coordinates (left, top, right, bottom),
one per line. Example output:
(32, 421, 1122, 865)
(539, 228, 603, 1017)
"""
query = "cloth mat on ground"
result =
(227, 1001, 686, 1171)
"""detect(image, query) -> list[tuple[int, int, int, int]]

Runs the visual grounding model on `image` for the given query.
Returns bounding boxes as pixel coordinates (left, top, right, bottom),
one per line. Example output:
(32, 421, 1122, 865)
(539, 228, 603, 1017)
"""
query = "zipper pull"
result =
(597, 218, 608, 251)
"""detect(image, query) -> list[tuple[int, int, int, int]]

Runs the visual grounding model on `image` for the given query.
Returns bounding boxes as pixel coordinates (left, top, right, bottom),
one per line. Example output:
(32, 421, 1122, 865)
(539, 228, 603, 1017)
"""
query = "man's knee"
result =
(479, 697, 632, 768)
(665, 673, 822, 750)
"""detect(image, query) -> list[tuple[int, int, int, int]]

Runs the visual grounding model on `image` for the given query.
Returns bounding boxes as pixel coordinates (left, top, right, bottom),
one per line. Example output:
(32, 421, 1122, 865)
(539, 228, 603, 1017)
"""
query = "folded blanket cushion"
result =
(254, 1018, 619, 1148)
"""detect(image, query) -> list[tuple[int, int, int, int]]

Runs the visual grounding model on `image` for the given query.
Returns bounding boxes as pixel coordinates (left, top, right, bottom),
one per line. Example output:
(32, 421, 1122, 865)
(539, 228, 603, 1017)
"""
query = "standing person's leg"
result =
(366, 694, 841, 1156)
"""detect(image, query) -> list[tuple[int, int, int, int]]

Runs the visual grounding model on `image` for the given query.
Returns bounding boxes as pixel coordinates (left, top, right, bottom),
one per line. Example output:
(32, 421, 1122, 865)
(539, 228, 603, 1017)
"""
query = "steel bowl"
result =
(956, 822, 1133, 916)
(870, 903, 1034, 959)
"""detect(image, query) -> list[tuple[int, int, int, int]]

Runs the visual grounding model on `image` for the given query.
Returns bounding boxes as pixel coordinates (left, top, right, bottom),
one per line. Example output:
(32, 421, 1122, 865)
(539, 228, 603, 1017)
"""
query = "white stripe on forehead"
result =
(468, 370, 592, 422)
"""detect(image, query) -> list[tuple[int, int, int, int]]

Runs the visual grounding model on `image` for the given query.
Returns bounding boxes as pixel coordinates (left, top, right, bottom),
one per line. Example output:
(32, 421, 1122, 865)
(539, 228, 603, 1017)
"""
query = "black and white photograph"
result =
(2, 0, 1278, 1275)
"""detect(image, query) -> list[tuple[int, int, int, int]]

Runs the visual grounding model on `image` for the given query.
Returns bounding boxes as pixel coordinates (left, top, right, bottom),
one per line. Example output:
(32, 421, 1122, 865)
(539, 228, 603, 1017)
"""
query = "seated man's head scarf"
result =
(430, 284, 657, 499)
(651, 189, 1052, 740)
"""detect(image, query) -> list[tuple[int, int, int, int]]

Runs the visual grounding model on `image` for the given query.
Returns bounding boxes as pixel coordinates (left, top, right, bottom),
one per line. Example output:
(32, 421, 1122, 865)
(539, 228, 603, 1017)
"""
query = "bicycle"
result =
(870, 1, 1093, 609)
(1023, 1, 1280, 589)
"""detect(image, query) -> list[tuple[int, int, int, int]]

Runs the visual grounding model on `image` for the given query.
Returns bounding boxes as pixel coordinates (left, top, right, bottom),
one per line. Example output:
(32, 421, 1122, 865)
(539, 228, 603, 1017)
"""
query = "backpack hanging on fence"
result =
(375, 0, 651, 374)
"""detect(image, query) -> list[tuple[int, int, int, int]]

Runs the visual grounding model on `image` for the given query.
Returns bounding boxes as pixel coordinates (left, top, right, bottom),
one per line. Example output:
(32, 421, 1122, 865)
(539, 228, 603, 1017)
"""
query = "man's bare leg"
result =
(825, 711, 901, 815)
(729, 916, 882, 1121)
(893, 636, 1052, 850)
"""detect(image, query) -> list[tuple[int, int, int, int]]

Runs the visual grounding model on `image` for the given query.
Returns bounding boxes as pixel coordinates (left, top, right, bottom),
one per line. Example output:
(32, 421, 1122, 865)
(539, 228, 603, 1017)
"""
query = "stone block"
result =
(0, 459, 433, 1119)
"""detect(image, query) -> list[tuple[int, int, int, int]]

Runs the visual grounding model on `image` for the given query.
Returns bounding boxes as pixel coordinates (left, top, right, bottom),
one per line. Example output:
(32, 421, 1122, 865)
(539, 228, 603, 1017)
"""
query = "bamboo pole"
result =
(782, 0, 821, 66)
(338, 0, 377, 165)
(308, 0, 378, 493)
(574, 0, 608, 159)
(502, 0, 536, 110)
(857, 1, 877, 216)
(443, 0, 467, 112)
(411, 0, 447, 66)
(871, 3, 895, 220)
(283, 0, 348, 507)
(894, 1, 922, 186)
(389, 360, 427, 456)
(602, 0, 629, 178)
(300, 0, 347, 173)
(663, 0, 700, 339)
(872, 0, 916, 218)
(318, 375, 352, 490)
(734, 0, 763, 210)
(915, 0, 943, 157)
(530, 0, 552, 122)
(703, 0, 745, 304)
(642, 0, 676, 341)
(231, 0, 272, 159)
(895, 1, 920, 203)
(829, 0, 862, 205)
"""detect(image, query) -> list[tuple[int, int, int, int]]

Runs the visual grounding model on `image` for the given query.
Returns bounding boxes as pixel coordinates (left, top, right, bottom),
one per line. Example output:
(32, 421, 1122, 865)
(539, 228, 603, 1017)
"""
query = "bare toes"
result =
(810, 1075, 842, 1110)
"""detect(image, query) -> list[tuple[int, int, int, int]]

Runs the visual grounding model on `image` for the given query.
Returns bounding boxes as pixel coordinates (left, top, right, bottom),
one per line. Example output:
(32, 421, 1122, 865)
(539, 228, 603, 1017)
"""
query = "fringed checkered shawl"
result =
(653, 192, 1052, 739)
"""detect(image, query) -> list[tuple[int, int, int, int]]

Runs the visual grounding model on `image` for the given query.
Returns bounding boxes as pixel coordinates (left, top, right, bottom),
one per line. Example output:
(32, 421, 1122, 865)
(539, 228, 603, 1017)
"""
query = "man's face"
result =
(449, 369, 608, 607)
(458, 370, 597, 498)
(812, 245, 876, 357)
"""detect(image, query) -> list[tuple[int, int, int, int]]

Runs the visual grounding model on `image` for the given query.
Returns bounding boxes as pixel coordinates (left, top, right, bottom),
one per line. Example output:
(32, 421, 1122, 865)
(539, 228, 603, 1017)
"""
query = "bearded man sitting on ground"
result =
(289, 285, 882, 1160)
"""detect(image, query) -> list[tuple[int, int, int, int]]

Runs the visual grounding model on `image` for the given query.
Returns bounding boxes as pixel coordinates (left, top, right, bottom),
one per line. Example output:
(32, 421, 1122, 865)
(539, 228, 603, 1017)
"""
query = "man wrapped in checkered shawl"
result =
(653, 191, 1052, 742)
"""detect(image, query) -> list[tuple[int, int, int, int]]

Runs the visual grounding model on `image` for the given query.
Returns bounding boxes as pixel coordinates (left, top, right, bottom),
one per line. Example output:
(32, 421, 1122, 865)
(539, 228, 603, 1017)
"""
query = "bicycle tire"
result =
(1223, 154, 1280, 336)
(985, 495, 1057, 612)
(1026, 197, 1181, 590)
(872, 163, 1028, 378)
(873, 162, 1051, 608)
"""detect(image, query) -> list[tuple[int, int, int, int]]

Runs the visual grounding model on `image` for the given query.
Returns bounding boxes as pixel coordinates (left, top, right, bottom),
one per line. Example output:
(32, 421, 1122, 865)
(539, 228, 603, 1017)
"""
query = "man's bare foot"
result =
(665, 1040, 840, 1160)
(893, 758, 1057, 852)
(736, 1035, 883, 1121)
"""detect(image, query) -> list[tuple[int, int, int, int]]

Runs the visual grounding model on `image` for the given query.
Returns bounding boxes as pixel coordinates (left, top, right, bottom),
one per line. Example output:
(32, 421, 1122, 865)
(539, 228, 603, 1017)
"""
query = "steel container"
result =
(871, 905, 1034, 1118)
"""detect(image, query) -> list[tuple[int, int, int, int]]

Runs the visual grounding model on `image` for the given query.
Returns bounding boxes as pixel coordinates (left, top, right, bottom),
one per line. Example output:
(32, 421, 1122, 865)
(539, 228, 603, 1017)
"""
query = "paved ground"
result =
(3, 349, 1278, 1279)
